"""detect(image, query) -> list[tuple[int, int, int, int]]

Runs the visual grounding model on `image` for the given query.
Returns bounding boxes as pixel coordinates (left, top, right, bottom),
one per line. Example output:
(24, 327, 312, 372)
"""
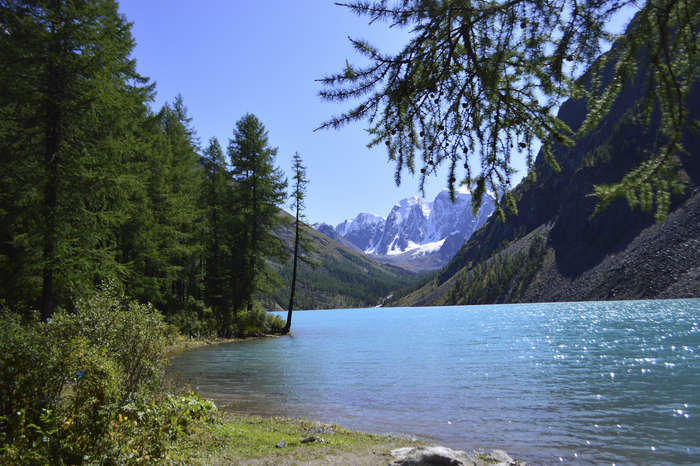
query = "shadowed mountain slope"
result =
(393, 57, 700, 307)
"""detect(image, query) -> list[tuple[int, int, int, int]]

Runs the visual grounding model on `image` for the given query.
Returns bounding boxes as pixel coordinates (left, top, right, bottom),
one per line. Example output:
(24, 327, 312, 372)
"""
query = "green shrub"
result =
(167, 297, 217, 338)
(0, 313, 65, 461)
(109, 393, 217, 461)
(236, 305, 285, 336)
(266, 313, 286, 334)
(0, 284, 192, 463)
(49, 282, 169, 396)
(56, 338, 123, 462)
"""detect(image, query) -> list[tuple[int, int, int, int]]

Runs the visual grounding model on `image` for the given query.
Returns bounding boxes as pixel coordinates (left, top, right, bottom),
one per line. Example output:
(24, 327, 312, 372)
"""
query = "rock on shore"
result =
(390, 445, 524, 466)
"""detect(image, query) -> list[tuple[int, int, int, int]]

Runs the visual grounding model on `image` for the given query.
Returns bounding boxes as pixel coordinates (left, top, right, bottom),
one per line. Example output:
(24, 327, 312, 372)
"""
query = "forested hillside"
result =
(259, 211, 418, 310)
(393, 52, 700, 307)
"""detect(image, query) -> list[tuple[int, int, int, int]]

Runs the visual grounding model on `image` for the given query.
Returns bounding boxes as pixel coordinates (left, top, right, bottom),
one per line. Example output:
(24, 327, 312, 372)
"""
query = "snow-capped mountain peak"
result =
(334, 212, 385, 251)
(315, 190, 496, 270)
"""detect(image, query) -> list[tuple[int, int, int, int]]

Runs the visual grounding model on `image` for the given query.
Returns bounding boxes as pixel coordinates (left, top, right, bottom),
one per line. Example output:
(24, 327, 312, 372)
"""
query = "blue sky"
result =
(117, 0, 487, 226)
(118, 1, 633, 226)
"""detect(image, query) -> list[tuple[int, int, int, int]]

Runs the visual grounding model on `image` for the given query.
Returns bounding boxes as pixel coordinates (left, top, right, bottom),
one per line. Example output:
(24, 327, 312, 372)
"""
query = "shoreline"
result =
(166, 338, 524, 465)
(165, 332, 283, 357)
(171, 412, 523, 465)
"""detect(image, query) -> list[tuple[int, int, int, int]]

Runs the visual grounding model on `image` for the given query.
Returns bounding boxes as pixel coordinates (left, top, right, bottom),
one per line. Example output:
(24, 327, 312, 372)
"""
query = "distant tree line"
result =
(263, 242, 416, 310)
(0, 0, 293, 337)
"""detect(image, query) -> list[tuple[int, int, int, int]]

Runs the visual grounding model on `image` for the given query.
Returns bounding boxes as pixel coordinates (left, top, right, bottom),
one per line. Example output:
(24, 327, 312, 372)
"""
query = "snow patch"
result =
(409, 239, 446, 256)
(322, 189, 497, 261)
(385, 238, 446, 257)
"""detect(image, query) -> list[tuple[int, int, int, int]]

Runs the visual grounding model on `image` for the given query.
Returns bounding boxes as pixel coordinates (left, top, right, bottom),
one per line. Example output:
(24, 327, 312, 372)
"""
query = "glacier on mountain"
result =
(317, 188, 496, 268)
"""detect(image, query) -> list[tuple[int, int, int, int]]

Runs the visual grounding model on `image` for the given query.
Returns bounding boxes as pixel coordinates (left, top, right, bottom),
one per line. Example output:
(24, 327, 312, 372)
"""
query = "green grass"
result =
(170, 414, 419, 464)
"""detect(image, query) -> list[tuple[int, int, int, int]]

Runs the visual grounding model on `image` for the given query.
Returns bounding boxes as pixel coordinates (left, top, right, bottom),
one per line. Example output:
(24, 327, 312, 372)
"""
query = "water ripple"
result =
(169, 299, 700, 465)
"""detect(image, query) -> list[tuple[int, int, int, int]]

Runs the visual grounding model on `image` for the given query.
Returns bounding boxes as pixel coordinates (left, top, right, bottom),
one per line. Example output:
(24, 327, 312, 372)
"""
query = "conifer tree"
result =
(0, 0, 153, 317)
(163, 96, 204, 308)
(284, 152, 309, 334)
(120, 111, 171, 306)
(136, 99, 203, 312)
(319, 0, 698, 220)
(201, 137, 233, 326)
(227, 114, 287, 333)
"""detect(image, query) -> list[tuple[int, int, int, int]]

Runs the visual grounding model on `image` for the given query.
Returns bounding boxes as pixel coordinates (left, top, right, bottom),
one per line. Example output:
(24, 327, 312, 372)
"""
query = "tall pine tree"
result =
(126, 98, 203, 313)
(227, 114, 287, 332)
(201, 137, 233, 328)
(284, 152, 308, 334)
(0, 0, 153, 318)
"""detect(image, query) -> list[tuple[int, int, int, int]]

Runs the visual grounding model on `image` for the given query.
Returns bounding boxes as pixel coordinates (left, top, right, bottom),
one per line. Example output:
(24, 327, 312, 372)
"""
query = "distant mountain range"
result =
(315, 188, 495, 270)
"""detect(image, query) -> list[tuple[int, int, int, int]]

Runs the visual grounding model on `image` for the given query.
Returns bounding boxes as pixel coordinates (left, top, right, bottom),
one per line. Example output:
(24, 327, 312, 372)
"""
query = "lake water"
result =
(168, 300, 700, 464)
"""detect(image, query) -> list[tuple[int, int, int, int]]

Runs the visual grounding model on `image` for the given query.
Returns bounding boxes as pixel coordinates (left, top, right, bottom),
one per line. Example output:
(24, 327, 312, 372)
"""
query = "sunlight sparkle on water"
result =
(168, 299, 700, 465)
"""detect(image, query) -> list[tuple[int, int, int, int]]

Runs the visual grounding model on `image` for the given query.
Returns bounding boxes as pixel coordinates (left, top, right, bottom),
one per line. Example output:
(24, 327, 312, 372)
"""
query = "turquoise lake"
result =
(168, 300, 700, 464)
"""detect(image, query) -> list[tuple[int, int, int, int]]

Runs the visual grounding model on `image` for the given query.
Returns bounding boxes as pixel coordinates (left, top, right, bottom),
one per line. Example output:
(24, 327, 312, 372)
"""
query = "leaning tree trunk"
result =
(284, 208, 301, 334)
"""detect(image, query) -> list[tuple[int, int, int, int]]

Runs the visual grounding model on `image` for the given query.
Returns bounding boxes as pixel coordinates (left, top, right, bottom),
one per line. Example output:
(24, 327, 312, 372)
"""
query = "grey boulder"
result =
(390, 446, 522, 466)
(390, 446, 471, 465)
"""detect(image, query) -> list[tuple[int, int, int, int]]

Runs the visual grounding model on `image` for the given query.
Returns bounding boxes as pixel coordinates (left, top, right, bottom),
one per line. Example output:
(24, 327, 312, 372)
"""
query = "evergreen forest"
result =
(0, 2, 317, 460)
(0, 1, 306, 338)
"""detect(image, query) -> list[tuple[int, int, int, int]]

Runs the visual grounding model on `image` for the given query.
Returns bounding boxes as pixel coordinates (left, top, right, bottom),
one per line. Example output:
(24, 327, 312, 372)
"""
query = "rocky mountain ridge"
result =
(315, 188, 495, 270)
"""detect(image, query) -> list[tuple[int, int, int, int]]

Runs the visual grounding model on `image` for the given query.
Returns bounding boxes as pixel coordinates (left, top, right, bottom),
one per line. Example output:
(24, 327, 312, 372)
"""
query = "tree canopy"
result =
(0, 0, 153, 317)
(228, 114, 288, 319)
(318, 0, 699, 220)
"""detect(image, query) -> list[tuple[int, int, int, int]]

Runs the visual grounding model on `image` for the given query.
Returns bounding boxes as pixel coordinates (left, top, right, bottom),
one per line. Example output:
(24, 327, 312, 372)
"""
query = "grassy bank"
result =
(164, 336, 422, 464)
(170, 414, 420, 465)
(165, 335, 417, 464)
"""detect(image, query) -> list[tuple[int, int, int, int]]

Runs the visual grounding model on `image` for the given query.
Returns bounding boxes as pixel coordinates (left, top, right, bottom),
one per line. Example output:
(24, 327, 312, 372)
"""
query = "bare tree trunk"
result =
(40, 21, 63, 321)
(284, 207, 300, 333)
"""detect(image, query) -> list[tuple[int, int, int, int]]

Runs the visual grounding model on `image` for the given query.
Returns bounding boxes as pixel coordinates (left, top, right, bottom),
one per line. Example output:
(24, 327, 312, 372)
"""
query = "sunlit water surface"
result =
(168, 300, 700, 464)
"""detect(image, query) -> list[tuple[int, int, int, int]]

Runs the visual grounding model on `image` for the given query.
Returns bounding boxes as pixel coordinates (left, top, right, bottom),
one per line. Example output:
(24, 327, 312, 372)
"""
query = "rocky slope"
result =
(393, 54, 700, 306)
(316, 189, 495, 271)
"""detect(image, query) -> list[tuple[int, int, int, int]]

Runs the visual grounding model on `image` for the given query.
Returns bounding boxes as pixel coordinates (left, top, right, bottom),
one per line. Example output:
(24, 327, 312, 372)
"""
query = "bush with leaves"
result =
(167, 296, 218, 338)
(48, 282, 169, 397)
(0, 284, 214, 463)
(236, 304, 286, 336)
(108, 393, 217, 462)
(0, 313, 64, 461)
